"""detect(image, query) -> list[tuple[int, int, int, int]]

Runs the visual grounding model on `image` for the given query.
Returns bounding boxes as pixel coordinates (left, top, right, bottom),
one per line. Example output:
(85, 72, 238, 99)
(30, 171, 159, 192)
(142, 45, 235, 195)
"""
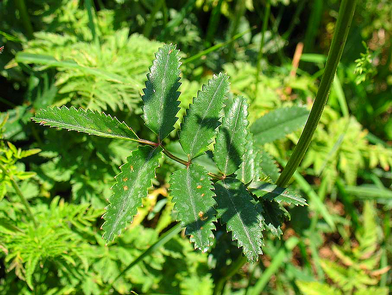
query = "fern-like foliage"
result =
(142, 44, 181, 140)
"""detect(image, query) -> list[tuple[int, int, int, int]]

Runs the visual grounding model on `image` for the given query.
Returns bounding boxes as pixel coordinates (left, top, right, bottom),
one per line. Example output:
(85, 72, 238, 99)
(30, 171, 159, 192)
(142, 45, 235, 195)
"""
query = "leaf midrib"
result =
(186, 167, 203, 243)
(223, 100, 244, 174)
(222, 181, 258, 255)
(109, 148, 158, 238)
(188, 76, 225, 157)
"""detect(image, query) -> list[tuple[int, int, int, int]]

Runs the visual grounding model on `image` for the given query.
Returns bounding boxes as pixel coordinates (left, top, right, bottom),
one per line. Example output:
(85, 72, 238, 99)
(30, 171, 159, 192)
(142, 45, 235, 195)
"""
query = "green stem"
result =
(184, 27, 255, 65)
(161, 147, 189, 166)
(85, 0, 99, 46)
(143, 0, 165, 38)
(255, 0, 271, 93)
(15, 0, 34, 40)
(205, 0, 224, 47)
(0, 164, 38, 227)
(277, 0, 357, 187)
(105, 223, 182, 292)
(227, 0, 247, 61)
(213, 255, 248, 295)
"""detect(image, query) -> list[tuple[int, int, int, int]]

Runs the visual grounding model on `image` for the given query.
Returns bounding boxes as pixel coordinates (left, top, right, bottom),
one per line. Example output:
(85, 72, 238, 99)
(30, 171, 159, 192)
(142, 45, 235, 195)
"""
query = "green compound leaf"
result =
(260, 150, 280, 182)
(102, 146, 162, 242)
(237, 133, 261, 184)
(180, 73, 229, 158)
(214, 178, 263, 262)
(214, 96, 249, 175)
(170, 164, 216, 251)
(32, 106, 139, 141)
(142, 44, 181, 140)
(249, 181, 307, 206)
(250, 106, 309, 145)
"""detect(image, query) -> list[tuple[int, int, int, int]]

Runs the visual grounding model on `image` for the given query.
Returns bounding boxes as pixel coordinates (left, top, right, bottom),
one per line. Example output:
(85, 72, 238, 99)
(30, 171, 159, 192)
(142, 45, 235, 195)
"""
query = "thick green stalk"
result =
(277, 0, 358, 187)
(15, 0, 34, 40)
(255, 0, 271, 93)
(143, 0, 165, 38)
(105, 223, 182, 292)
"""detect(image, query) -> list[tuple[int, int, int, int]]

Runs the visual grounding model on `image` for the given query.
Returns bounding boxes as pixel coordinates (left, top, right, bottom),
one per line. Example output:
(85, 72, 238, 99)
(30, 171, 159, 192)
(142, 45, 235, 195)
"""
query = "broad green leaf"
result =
(102, 146, 162, 242)
(260, 150, 280, 182)
(142, 44, 181, 140)
(180, 73, 229, 158)
(250, 106, 309, 145)
(170, 164, 216, 251)
(33, 106, 139, 141)
(237, 133, 261, 184)
(261, 201, 288, 238)
(214, 96, 249, 175)
(214, 178, 263, 262)
(249, 181, 307, 206)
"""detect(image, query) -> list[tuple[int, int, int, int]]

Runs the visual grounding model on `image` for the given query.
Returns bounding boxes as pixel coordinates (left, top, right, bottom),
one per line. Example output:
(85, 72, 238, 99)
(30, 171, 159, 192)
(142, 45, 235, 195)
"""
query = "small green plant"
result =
(32, 44, 307, 262)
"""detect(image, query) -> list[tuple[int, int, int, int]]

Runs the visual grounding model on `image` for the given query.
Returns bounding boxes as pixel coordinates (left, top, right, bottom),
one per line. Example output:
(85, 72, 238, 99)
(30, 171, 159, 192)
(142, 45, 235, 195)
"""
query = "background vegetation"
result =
(0, 0, 391, 294)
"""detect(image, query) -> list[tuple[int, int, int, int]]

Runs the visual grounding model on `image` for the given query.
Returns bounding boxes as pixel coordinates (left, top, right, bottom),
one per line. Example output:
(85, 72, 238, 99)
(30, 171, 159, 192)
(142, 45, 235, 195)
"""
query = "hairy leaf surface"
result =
(180, 73, 229, 158)
(33, 106, 139, 141)
(102, 146, 162, 242)
(170, 164, 216, 251)
(250, 106, 309, 145)
(214, 97, 249, 175)
(237, 133, 261, 184)
(215, 178, 263, 261)
(142, 44, 181, 140)
(249, 181, 307, 206)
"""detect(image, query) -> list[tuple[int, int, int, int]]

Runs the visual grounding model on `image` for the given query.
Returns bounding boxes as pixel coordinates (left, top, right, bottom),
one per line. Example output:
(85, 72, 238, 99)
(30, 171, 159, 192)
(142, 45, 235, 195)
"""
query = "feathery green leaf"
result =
(33, 106, 139, 141)
(250, 106, 309, 145)
(170, 164, 216, 251)
(214, 178, 263, 262)
(142, 44, 181, 140)
(249, 181, 307, 206)
(214, 96, 249, 175)
(102, 146, 162, 242)
(180, 73, 229, 158)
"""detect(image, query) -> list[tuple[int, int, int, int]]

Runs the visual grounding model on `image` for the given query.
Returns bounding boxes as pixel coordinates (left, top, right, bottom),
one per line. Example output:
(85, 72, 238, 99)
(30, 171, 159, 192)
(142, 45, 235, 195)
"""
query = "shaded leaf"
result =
(180, 73, 229, 158)
(260, 150, 280, 182)
(250, 106, 309, 145)
(214, 96, 249, 175)
(261, 200, 288, 238)
(170, 164, 216, 251)
(214, 178, 263, 262)
(249, 181, 307, 206)
(102, 146, 162, 242)
(33, 106, 138, 141)
(142, 44, 181, 140)
(237, 133, 261, 184)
